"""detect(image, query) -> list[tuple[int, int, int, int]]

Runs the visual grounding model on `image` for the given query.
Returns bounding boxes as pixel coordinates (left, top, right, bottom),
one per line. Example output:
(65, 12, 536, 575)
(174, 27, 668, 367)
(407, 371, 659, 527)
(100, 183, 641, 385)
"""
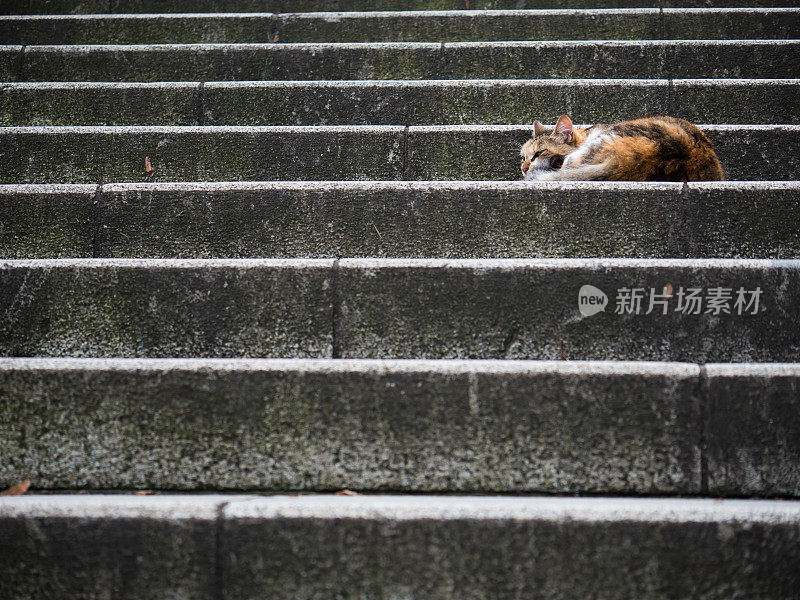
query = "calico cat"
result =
(520, 115, 724, 181)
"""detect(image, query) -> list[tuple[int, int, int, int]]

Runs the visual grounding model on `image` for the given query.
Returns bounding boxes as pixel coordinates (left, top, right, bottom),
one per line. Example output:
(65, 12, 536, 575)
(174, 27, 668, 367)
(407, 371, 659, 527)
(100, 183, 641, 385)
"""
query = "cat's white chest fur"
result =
(562, 126, 613, 169)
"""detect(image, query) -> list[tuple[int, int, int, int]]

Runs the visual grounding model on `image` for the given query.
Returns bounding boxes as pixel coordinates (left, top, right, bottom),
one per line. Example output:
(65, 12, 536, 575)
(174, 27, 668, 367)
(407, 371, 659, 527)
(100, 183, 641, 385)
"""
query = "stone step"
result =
(4, 40, 796, 82)
(1, 258, 798, 361)
(2, 495, 799, 599)
(1, 125, 797, 183)
(3, 9, 798, 44)
(1, 358, 798, 495)
(2, 0, 794, 13)
(2, 182, 799, 260)
(4, 79, 798, 126)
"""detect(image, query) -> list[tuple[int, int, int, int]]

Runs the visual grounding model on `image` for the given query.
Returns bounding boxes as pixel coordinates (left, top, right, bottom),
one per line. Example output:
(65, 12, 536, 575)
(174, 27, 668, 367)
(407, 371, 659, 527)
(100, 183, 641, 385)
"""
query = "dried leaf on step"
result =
(133, 490, 155, 496)
(144, 156, 155, 178)
(1, 479, 31, 496)
(335, 489, 358, 496)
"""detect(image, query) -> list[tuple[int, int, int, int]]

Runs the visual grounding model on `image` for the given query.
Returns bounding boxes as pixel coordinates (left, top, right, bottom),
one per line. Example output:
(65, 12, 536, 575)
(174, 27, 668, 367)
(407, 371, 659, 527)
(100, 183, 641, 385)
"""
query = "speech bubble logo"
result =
(578, 285, 608, 317)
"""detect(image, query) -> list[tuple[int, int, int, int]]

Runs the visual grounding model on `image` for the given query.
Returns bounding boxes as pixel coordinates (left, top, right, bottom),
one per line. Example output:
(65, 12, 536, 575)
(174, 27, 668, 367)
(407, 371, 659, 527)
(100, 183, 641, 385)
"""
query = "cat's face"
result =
(520, 115, 584, 178)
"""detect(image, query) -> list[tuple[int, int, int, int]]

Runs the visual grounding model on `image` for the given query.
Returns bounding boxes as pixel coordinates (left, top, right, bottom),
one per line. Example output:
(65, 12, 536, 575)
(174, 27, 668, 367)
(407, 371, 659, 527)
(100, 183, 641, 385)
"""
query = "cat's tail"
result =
(534, 162, 610, 182)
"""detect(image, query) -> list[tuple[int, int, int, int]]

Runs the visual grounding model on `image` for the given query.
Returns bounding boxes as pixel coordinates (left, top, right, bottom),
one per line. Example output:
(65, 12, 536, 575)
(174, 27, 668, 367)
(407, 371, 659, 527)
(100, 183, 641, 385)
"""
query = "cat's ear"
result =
(533, 120, 548, 137)
(554, 115, 574, 140)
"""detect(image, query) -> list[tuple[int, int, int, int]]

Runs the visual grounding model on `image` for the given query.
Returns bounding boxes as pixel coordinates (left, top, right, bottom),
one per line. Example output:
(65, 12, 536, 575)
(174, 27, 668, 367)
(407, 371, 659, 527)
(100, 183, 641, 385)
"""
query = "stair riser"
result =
(7, 41, 797, 81)
(3, 183, 800, 259)
(2, 126, 797, 182)
(4, 10, 798, 44)
(0, 360, 702, 492)
(222, 507, 800, 600)
(705, 365, 800, 497)
(1, 0, 792, 13)
(2, 496, 799, 600)
(0, 261, 334, 358)
(1, 503, 218, 600)
(4, 80, 798, 126)
(2, 360, 798, 495)
(1, 260, 798, 361)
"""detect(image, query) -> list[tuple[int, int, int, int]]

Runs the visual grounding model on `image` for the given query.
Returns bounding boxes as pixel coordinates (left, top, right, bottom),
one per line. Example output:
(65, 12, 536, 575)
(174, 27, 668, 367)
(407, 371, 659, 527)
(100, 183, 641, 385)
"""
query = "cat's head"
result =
(520, 115, 586, 178)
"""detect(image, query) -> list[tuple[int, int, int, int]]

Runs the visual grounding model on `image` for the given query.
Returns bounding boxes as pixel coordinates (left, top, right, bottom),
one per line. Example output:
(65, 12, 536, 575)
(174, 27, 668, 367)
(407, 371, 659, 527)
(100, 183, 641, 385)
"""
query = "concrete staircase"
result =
(1, 2, 799, 598)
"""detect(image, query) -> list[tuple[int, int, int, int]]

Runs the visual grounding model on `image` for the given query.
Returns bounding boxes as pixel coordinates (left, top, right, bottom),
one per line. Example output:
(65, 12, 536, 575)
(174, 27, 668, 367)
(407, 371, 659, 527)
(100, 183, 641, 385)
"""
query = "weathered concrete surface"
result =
(0, 46, 23, 82)
(3, 182, 798, 259)
(0, 259, 334, 357)
(96, 182, 684, 258)
(683, 182, 800, 258)
(662, 7, 800, 39)
(0, 126, 405, 183)
(705, 364, 800, 497)
(7, 79, 797, 126)
(670, 79, 800, 126)
(221, 495, 800, 600)
(202, 79, 672, 126)
(0, 82, 202, 126)
(277, 8, 800, 43)
(0, 184, 95, 258)
(0, 358, 701, 492)
(2, 495, 798, 599)
(2, 259, 797, 361)
(1, 125, 797, 183)
(440, 40, 798, 80)
(202, 79, 800, 126)
(2, 0, 792, 13)
(406, 125, 800, 181)
(91, 182, 800, 259)
(14, 40, 799, 82)
(4, 10, 796, 44)
(19, 42, 445, 82)
(335, 259, 800, 362)
(0, 495, 222, 600)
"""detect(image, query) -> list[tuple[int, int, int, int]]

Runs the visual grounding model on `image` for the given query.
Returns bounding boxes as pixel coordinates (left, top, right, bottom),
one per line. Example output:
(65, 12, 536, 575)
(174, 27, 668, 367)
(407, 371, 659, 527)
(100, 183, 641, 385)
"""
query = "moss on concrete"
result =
(0, 83, 201, 126)
(0, 186, 95, 257)
(0, 127, 405, 183)
(0, 361, 700, 492)
(335, 261, 800, 362)
(18, 41, 798, 82)
(0, 262, 334, 357)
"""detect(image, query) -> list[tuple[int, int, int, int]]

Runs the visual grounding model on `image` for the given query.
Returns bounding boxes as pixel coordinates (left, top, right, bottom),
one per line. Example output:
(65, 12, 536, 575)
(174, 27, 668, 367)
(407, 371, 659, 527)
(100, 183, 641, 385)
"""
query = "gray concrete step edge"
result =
(1, 357, 798, 494)
(2, 494, 799, 600)
(2, 181, 799, 259)
(3, 78, 798, 126)
(3, 40, 797, 82)
(2, 9, 799, 44)
(2, 124, 798, 182)
(1, 258, 799, 362)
